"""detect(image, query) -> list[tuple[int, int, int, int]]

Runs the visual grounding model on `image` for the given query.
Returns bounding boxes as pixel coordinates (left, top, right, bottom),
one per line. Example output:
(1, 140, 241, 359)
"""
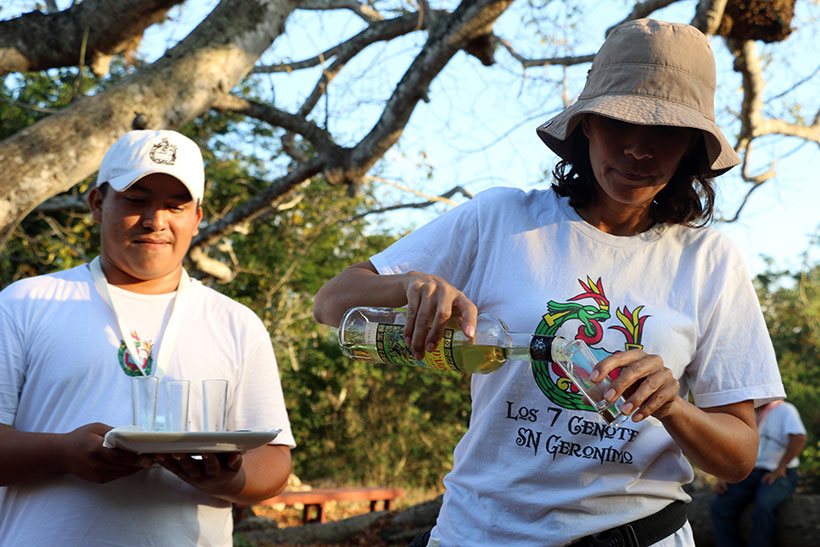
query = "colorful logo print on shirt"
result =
(118, 330, 153, 376)
(531, 276, 650, 413)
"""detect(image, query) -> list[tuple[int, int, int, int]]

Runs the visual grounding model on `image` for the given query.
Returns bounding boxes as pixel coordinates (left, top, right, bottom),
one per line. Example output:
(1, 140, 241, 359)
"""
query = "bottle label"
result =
(529, 335, 554, 361)
(370, 322, 457, 371)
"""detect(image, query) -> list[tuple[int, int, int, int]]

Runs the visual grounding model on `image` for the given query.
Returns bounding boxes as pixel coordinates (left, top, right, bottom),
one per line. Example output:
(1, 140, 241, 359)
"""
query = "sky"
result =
(2, 0, 817, 276)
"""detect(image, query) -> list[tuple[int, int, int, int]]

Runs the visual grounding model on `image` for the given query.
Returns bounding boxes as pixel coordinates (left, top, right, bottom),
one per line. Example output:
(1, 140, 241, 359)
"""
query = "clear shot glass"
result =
(551, 338, 630, 427)
(161, 379, 190, 432)
(202, 379, 229, 432)
(131, 376, 159, 430)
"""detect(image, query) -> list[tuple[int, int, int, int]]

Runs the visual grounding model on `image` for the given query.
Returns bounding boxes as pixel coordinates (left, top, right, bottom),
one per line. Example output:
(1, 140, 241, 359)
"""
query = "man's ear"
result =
(193, 205, 203, 236)
(88, 187, 104, 223)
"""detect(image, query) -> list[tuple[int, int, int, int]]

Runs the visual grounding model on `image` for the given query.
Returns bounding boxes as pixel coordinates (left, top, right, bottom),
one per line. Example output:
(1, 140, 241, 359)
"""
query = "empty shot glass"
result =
(160, 379, 190, 432)
(550, 337, 630, 427)
(202, 379, 229, 432)
(131, 376, 159, 430)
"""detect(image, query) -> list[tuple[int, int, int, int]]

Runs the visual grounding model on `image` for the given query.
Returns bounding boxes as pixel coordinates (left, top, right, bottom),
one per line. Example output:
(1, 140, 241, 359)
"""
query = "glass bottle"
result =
(338, 306, 629, 425)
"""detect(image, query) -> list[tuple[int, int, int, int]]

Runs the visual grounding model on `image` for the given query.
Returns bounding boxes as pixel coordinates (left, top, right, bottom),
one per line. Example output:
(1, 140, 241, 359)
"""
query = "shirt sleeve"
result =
(684, 236, 785, 408)
(370, 196, 480, 290)
(780, 404, 807, 436)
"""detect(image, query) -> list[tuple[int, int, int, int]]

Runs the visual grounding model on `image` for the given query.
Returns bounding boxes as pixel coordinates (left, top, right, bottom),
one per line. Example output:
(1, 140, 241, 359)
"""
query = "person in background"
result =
(0, 130, 295, 546)
(711, 400, 807, 547)
(313, 19, 785, 547)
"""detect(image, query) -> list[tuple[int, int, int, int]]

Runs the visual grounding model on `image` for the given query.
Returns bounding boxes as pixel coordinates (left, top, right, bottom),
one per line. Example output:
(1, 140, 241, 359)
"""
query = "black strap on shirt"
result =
(569, 500, 687, 547)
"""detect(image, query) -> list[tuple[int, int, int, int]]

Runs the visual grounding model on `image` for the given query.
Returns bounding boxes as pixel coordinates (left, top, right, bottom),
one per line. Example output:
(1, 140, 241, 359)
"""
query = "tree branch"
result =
(606, 0, 678, 36)
(253, 12, 435, 76)
(691, 0, 728, 35)
(496, 37, 595, 68)
(192, 158, 325, 247)
(729, 38, 820, 151)
(188, 245, 235, 283)
(298, 0, 384, 23)
(211, 92, 340, 155)
(340, 0, 514, 186)
(294, 13, 440, 117)
(348, 183, 474, 222)
(719, 37, 819, 222)
(0, 0, 184, 76)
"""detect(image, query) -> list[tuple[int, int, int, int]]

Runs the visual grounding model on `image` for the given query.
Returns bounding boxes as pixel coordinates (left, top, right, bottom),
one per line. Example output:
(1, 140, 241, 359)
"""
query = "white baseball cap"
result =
(96, 130, 205, 204)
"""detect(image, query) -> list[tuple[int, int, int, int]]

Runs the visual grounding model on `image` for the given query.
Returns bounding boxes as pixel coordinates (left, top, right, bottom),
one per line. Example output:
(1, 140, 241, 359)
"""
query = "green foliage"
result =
(179, 105, 472, 490)
(755, 260, 820, 492)
(196, 140, 471, 489)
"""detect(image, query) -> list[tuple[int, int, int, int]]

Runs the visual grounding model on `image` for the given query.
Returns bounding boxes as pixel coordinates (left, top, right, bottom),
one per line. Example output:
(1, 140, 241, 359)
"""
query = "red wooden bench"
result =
(256, 486, 404, 524)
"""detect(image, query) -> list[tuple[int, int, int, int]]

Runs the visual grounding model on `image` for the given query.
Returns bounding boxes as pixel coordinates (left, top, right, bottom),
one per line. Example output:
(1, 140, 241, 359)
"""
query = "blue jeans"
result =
(710, 467, 798, 547)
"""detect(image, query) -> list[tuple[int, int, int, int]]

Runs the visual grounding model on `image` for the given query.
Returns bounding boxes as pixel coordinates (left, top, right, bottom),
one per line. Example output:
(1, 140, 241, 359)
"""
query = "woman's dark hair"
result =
(551, 128, 716, 227)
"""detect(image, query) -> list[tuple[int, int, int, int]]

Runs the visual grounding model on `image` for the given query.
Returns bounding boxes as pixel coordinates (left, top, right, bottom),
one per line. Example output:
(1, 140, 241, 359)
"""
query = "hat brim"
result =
(105, 169, 200, 204)
(536, 94, 740, 177)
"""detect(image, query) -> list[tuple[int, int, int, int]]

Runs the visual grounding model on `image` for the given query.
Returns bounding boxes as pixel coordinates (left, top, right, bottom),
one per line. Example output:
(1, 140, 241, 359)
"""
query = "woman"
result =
(314, 19, 784, 547)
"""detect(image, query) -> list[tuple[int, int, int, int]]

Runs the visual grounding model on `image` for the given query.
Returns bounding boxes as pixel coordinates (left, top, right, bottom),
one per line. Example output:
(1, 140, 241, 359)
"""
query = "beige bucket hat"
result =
(536, 19, 740, 177)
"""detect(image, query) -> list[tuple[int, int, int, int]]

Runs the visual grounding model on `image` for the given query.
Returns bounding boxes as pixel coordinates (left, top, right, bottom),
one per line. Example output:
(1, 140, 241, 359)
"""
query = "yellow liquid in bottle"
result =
(450, 344, 508, 374)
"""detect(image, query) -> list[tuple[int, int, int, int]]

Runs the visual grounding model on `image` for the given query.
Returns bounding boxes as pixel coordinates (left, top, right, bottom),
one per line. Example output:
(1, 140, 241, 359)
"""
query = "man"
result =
(711, 400, 807, 547)
(0, 130, 294, 546)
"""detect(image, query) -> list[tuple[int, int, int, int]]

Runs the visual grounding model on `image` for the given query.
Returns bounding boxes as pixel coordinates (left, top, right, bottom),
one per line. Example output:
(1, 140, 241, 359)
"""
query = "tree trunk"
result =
(0, 0, 298, 247)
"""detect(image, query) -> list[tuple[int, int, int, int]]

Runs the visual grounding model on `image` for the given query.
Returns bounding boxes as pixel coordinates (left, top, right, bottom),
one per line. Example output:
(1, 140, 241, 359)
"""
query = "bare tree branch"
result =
(496, 37, 595, 68)
(0, 0, 184, 76)
(298, 0, 384, 23)
(691, 0, 728, 35)
(189, 246, 235, 283)
(768, 66, 820, 102)
(253, 12, 436, 76)
(341, 0, 514, 186)
(295, 12, 442, 116)
(719, 178, 767, 223)
(718, 36, 820, 222)
(211, 92, 340, 155)
(348, 184, 474, 222)
(729, 38, 820, 152)
(192, 158, 325, 247)
(606, 0, 678, 36)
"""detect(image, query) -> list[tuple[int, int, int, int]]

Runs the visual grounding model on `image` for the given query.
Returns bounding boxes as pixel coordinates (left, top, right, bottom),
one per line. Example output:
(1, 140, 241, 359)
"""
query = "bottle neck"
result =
(506, 333, 555, 361)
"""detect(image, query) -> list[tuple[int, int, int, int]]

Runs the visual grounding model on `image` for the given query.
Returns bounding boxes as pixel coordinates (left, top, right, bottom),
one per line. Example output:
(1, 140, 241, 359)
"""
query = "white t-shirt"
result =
(371, 187, 784, 547)
(757, 402, 806, 470)
(0, 264, 295, 546)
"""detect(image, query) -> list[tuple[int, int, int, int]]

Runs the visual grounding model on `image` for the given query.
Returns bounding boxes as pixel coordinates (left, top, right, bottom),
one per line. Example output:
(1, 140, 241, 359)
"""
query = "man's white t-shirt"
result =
(757, 402, 806, 470)
(0, 264, 295, 546)
(371, 187, 784, 547)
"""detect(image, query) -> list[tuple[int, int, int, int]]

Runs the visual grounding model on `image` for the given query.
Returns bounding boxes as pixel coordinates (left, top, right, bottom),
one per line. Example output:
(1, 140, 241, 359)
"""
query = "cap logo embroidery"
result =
(149, 138, 177, 165)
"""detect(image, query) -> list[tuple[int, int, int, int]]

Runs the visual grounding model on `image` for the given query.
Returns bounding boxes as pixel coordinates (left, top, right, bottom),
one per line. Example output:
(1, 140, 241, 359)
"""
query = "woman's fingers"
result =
(402, 272, 474, 359)
(595, 350, 679, 422)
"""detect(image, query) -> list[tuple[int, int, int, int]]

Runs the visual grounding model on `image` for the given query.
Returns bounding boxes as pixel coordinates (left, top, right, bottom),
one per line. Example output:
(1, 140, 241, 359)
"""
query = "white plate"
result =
(104, 428, 281, 453)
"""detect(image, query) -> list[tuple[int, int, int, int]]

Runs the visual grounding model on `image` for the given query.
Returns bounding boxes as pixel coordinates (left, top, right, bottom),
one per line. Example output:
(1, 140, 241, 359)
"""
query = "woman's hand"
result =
(591, 349, 681, 422)
(402, 271, 477, 359)
(593, 349, 757, 482)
